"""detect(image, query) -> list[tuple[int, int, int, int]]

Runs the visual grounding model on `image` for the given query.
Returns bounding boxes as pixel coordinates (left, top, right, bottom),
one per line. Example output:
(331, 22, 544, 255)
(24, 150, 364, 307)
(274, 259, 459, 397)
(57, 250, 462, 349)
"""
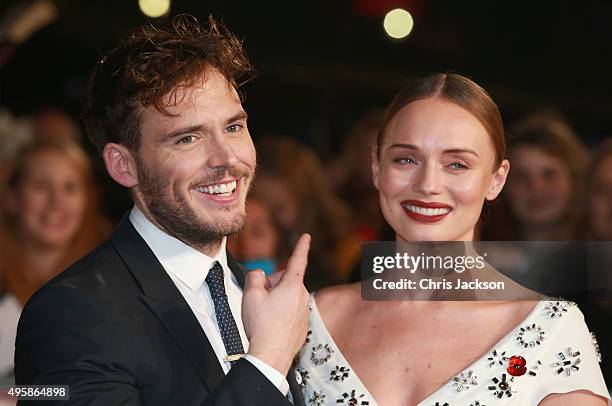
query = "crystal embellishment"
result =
(337, 390, 370, 405)
(487, 349, 509, 367)
(451, 370, 478, 392)
(544, 300, 575, 318)
(516, 323, 545, 348)
(310, 343, 334, 366)
(330, 365, 351, 381)
(552, 347, 582, 376)
(488, 373, 515, 398)
(527, 360, 543, 376)
(295, 366, 309, 387)
(308, 391, 326, 405)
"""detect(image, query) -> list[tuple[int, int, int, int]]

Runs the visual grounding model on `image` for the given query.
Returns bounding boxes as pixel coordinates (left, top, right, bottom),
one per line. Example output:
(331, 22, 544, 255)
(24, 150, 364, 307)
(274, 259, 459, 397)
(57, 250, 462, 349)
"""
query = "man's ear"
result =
(102, 143, 139, 188)
(371, 145, 380, 190)
(485, 159, 510, 201)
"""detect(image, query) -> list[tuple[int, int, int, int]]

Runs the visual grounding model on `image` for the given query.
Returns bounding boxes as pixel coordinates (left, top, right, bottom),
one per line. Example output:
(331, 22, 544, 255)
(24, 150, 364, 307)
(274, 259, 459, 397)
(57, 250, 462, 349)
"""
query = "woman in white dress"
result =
(295, 73, 610, 405)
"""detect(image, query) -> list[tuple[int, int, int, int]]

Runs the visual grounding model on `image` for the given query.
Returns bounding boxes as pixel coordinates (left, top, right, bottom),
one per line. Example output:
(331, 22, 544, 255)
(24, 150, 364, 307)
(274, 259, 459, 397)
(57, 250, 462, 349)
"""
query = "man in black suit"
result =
(15, 14, 310, 405)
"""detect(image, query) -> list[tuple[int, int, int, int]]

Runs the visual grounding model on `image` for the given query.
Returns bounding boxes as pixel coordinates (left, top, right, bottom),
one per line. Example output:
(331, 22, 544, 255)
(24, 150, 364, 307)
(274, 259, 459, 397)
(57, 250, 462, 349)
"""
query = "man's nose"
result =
(206, 134, 239, 169)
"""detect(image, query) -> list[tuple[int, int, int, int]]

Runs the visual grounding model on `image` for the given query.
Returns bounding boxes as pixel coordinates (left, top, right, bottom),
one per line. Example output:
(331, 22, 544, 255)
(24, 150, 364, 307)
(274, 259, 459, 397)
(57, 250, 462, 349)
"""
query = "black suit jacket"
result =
(15, 215, 305, 406)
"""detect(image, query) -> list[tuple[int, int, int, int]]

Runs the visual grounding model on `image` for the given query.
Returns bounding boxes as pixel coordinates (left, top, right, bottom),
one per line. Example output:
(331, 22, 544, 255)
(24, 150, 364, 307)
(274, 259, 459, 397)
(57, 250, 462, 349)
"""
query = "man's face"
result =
(132, 69, 256, 249)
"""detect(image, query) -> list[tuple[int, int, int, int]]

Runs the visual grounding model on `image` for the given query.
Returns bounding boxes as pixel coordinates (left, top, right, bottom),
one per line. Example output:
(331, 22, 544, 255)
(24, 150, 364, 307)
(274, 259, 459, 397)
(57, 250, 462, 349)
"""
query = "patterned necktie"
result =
(205, 261, 245, 364)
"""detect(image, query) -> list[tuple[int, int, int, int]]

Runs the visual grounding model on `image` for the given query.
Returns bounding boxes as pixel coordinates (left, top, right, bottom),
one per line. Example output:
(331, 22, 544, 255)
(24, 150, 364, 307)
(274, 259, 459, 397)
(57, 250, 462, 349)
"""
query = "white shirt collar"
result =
(129, 206, 229, 293)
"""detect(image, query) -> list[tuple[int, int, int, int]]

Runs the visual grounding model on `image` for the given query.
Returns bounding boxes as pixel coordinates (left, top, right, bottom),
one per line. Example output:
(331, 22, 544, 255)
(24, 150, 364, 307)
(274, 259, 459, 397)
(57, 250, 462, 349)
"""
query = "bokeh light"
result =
(138, 0, 171, 18)
(383, 8, 414, 39)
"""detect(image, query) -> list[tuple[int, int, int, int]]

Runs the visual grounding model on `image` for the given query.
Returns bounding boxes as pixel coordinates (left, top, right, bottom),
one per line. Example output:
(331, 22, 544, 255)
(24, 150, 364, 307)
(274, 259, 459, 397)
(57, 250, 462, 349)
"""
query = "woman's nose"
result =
(413, 162, 443, 195)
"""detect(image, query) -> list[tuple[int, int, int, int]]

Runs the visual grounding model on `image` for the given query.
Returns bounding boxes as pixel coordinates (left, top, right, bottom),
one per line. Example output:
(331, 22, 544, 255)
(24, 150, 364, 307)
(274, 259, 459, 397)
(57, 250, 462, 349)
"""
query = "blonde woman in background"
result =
(0, 139, 110, 383)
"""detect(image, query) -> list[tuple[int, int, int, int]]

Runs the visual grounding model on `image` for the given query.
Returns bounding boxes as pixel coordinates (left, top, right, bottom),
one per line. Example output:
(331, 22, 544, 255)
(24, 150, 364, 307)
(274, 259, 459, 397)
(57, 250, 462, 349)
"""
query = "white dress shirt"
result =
(129, 206, 289, 395)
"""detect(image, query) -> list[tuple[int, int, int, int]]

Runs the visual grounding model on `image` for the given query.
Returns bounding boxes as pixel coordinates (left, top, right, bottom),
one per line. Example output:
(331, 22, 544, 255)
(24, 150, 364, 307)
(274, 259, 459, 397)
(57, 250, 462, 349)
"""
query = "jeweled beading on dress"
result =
(295, 295, 610, 405)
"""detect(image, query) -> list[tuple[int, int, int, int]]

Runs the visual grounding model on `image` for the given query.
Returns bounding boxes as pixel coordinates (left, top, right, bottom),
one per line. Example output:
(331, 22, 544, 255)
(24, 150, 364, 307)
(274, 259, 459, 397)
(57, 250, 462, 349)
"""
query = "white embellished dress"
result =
(295, 296, 611, 406)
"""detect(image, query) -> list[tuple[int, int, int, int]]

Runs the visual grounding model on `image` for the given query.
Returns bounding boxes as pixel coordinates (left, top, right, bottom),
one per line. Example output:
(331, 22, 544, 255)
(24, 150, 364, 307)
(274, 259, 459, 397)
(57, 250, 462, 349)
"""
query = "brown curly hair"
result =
(83, 14, 253, 154)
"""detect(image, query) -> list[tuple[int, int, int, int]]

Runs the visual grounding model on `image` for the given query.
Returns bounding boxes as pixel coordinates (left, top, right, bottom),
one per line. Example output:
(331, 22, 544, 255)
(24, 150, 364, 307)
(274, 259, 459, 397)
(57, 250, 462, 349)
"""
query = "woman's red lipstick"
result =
(401, 200, 452, 223)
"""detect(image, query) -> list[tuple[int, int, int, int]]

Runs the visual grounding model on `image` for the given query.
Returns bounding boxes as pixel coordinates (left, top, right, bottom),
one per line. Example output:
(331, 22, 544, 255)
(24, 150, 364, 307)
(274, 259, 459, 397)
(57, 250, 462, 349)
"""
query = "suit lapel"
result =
(288, 368, 306, 406)
(109, 215, 224, 391)
(226, 250, 246, 288)
(110, 214, 305, 405)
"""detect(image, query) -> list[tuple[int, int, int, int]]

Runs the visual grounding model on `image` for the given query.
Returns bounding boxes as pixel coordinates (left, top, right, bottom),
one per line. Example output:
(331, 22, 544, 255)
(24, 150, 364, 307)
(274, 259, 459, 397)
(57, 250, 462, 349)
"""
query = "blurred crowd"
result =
(0, 104, 611, 386)
(0, 107, 111, 386)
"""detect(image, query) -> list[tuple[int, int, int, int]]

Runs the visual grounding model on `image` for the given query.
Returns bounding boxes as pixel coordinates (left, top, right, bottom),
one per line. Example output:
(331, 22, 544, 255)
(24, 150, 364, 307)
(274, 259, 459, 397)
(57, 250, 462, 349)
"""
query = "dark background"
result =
(1, 0, 611, 387)
(2, 0, 612, 159)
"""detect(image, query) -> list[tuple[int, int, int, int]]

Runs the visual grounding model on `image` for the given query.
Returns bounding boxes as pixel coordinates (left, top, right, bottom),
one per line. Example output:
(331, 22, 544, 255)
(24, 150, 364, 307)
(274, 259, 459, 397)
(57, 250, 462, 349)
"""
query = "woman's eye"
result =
(449, 162, 468, 169)
(29, 180, 50, 189)
(542, 168, 560, 181)
(63, 182, 79, 194)
(177, 135, 196, 144)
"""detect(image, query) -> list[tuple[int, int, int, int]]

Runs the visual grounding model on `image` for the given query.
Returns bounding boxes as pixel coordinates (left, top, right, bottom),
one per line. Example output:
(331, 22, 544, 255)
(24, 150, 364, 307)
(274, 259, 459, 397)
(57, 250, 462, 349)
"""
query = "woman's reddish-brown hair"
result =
(377, 73, 506, 169)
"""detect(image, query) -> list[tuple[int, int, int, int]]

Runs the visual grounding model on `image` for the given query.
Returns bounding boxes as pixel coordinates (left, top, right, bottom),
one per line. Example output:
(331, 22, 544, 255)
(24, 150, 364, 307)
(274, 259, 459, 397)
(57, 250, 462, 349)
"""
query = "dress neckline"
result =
(309, 292, 547, 405)
(309, 294, 380, 403)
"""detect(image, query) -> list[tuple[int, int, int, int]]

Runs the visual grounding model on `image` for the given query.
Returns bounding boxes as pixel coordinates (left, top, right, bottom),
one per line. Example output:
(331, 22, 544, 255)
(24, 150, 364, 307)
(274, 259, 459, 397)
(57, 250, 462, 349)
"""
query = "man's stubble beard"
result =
(135, 157, 253, 251)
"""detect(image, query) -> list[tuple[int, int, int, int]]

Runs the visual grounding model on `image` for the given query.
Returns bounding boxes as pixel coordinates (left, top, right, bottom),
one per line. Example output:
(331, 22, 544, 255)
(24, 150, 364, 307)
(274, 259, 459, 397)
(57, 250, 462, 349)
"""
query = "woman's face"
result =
(373, 97, 508, 242)
(11, 150, 88, 249)
(505, 146, 572, 228)
(589, 155, 612, 240)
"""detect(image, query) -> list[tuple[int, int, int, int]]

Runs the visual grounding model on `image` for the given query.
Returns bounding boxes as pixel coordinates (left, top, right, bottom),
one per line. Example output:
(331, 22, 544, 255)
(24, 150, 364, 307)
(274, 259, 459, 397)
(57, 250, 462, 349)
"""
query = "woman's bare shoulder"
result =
(539, 390, 609, 406)
(314, 282, 362, 326)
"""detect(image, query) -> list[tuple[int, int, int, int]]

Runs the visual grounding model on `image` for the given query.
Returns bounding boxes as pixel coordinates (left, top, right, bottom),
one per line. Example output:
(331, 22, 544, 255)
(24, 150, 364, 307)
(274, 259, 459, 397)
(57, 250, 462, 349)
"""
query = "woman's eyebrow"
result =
(388, 143, 418, 151)
(443, 148, 480, 157)
(388, 144, 479, 157)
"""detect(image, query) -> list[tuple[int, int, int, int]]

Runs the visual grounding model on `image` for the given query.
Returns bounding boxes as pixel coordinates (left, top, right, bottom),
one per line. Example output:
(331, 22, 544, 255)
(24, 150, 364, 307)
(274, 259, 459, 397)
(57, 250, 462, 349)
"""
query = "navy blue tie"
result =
(205, 261, 245, 364)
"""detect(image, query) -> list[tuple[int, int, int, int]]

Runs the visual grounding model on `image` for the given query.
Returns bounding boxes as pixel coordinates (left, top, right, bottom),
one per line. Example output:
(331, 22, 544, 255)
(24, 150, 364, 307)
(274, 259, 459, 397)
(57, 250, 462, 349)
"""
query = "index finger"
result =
(282, 233, 311, 283)
(265, 270, 285, 290)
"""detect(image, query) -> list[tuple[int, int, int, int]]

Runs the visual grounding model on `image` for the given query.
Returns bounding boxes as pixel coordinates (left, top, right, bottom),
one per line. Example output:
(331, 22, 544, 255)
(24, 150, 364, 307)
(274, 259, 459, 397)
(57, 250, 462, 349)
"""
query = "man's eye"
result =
(394, 157, 415, 165)
(177, 135, 196, 144)
(226, 124, 242, 133)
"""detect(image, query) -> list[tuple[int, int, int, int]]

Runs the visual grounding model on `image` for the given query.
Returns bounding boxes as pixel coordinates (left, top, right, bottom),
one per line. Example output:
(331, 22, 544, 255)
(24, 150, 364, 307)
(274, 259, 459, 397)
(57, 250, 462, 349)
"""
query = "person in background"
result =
(228, 187, 284, 276)
(31, 107, 82, 142)
(0, 106, 84, 186)
(585, 138, 612, 390)
(256, 135, 360, 290)
(0, 109, 32, 186)
(0, 138, 110, 383)
(328, 109, 389, 242)
(588, 138, 612, 241)
(482, 112, 589, 241)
